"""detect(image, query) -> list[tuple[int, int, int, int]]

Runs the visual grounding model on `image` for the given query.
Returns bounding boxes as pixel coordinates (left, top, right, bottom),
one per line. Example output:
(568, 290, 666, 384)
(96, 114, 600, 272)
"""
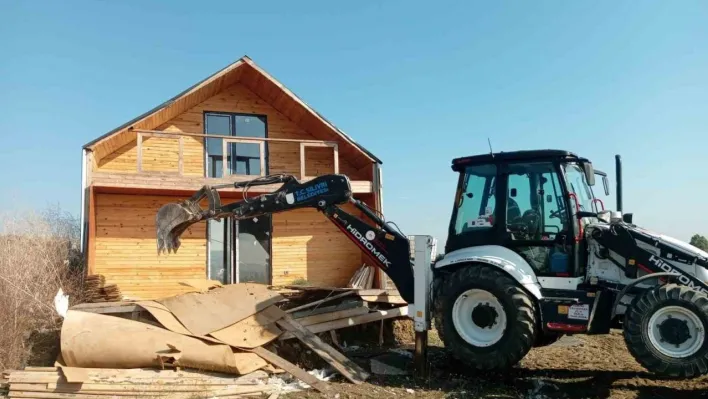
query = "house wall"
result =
(92, 192, 367, 298)
(95, 83, 368, 180)
(272, 203, 364, 287)
(93, 193, 207, 299)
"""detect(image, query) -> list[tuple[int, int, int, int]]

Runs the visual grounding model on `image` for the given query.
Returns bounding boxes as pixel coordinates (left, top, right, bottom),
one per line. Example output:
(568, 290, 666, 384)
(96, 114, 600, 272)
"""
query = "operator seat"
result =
(507, 196, 521, 222)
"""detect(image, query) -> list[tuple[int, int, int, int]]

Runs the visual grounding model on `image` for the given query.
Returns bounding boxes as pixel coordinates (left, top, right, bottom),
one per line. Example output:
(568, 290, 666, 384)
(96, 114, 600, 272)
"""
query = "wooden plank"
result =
(134, 129, 338, 145)
(295, 306, 369, 327)
(285, 291, 355, 314)
(177, 136, 184, 176)
(299, 142, 305, 179)
(136, 132, 142, 173)
(8, 385, 269, 398)
(291, 299, 363, 319)
(360, 295, 406, 305)
(280, 306, 409, 340)
(222, 139, 227, 178)
(249, 347, 328, 393)
(333, 144, 339, 174)
(12, 383, 259, 393)
(87, 186, 96, 275)
(276, 313, 369, 384)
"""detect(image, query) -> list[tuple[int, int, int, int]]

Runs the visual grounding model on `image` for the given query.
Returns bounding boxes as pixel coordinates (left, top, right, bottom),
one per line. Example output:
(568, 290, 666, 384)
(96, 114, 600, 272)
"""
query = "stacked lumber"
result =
(5, 367, 274, 398)
(347, 264, 375, 289)
(84, 274, 123, 302)
(1, 370, 8, 396)
(280, 291, 409, 340)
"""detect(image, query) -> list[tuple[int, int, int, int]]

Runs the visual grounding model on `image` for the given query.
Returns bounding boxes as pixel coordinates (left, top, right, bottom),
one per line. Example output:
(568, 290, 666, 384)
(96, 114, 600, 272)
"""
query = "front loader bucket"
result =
(155, 202, 201, 254)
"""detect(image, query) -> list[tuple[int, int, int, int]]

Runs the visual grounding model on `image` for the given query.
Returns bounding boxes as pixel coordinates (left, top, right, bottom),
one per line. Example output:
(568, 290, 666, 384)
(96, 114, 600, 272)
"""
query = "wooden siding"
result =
(91, 192, 372, 298)
(93, 193, 206, 299)
(95, 83, 366, 180)
(271, 204, 363, 287)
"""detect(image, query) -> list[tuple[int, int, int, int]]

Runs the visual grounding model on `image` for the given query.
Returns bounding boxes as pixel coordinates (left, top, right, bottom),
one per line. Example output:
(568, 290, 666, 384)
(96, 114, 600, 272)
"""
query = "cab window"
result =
(454, 164, 497, 234)
(506, 162, 568, 241)
(564, 163, 594, 212)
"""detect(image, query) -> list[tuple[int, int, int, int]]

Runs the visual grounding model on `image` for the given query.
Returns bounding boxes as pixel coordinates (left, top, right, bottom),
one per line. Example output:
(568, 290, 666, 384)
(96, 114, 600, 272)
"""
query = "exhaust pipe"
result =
(615, 154, 623, 212)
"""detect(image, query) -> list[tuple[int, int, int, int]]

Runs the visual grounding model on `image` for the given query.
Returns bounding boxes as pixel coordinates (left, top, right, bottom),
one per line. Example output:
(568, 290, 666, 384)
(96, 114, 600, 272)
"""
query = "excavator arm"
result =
(155, 174, 415, 303)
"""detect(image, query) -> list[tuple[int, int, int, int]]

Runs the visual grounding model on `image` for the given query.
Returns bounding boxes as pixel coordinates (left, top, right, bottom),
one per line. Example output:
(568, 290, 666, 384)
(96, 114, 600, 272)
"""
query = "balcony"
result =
(90, 130, 374, 195)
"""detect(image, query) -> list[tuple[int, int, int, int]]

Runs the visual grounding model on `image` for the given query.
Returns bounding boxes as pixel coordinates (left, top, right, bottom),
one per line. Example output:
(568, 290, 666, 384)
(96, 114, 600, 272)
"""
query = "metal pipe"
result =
(615, 155, 623, 212)
(414, 330, 429, 379)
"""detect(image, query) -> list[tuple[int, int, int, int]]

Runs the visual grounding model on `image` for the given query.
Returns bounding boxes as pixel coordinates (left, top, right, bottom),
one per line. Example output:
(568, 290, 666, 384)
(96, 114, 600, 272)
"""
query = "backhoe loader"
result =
(156, 150, 708, 378)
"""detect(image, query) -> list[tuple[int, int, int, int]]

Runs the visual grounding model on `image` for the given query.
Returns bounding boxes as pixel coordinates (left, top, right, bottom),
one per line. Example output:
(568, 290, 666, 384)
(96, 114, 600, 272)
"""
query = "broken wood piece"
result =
(295, 307, 369, 327)
(276, 313, 370, 384)
(330, 330, 341, 349)
(281, 306, 409, 340)
(360, 295, 407, 305)
(291, 299, 363, 319)
(249, 347, 328, 393)
(285, 290, 355, 314)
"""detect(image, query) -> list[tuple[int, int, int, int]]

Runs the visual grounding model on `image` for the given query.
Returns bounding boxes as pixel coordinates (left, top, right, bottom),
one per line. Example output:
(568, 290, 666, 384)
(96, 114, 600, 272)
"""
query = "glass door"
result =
(207, 217, 272, 284)
(236, 216, 271, 284)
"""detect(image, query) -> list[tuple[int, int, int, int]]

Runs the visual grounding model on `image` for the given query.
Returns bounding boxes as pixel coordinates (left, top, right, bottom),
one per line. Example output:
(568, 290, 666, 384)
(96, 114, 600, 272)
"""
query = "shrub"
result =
(0, 206, 85, 370)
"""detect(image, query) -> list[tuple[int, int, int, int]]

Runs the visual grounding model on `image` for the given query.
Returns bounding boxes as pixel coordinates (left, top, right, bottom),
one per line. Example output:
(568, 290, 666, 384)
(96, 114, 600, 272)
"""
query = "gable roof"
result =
(85, 56, 381, 165)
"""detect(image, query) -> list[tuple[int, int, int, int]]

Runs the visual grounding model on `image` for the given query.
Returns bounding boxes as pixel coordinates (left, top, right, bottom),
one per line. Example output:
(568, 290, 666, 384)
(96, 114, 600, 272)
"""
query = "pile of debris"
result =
(5, 282, 413, 397)
(84, 274, 122, 302)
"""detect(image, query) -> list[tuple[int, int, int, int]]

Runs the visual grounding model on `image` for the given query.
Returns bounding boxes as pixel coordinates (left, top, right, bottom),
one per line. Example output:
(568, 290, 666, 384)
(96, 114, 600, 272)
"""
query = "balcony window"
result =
(205, 113, 267, 178)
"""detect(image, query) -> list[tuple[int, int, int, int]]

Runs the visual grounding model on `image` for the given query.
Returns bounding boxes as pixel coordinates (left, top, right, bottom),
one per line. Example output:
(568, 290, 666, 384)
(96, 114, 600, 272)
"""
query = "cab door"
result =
(500, 162, 575, 277)
(446, 163, 502, 253)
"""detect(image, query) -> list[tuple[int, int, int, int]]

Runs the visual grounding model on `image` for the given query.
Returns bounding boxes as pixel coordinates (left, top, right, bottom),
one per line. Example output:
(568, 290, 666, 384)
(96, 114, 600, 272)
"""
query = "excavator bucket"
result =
(155, 202, 200, 254)
(155, 185, 223, 254)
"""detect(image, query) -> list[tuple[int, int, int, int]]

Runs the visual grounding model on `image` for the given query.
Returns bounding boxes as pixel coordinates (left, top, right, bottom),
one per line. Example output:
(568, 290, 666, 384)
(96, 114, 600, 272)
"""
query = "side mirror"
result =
(602, 176, 610, 196)
(583, 162, 596, 186)
(510, 188, 517, 198)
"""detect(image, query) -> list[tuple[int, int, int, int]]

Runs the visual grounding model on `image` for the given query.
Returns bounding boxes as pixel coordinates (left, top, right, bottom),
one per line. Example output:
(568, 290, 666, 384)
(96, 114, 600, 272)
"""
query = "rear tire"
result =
(434, 265, 536, 370)
(624, 284, 708, 378)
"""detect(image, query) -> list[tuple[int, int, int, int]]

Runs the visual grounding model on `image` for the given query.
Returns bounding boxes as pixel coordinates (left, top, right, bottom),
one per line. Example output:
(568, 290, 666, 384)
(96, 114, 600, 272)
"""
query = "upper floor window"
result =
(205, 113, 267, 178)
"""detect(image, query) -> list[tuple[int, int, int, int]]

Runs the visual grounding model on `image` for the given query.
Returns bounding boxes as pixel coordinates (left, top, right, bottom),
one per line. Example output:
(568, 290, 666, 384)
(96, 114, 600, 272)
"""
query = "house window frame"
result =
(203, 111, 272, 284)
(203, 111, 269, 178)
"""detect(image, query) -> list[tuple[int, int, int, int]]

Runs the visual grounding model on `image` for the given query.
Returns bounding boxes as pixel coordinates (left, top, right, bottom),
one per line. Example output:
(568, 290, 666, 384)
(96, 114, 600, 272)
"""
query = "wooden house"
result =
(79, 56, 384, 300)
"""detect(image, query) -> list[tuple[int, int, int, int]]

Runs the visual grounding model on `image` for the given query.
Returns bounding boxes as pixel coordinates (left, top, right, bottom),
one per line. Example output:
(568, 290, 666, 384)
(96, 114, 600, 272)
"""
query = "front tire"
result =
(624, 284, 708, 378)
(434, 265, 536, 370)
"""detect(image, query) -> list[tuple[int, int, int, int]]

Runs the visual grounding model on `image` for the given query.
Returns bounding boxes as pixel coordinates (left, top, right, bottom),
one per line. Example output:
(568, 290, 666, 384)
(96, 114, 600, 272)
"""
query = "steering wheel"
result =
(549, 209, 563, 219)
(508, 209, 541, 236)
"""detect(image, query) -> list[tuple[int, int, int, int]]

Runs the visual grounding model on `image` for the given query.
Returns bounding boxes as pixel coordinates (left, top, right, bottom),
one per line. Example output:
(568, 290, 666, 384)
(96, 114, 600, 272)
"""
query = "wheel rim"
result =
(452, 289, 507, 347)
(647, 305, 705, 358)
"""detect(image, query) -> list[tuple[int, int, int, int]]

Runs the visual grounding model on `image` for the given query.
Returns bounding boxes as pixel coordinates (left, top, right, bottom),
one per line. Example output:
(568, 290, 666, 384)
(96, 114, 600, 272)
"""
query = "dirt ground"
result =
(286, 328, 708, 399)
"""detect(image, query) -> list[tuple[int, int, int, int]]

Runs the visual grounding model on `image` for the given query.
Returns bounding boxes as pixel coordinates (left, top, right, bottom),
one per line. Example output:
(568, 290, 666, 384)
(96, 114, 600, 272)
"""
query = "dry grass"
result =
(0, 206, 85, 370)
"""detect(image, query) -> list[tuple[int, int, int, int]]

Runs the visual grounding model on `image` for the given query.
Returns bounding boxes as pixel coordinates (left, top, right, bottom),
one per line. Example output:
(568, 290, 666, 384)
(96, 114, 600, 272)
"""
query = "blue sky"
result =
(1, 1, 707, 244)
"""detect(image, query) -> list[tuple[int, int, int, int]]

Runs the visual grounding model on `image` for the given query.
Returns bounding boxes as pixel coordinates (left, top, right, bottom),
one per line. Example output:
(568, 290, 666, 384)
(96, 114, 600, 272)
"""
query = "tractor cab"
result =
(446, 150, 601, 278)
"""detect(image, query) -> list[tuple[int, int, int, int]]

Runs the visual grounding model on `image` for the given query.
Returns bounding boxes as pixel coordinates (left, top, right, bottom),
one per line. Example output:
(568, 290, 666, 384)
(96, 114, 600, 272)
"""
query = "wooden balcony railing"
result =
(91, 129, 373, 194)
(135, 129, 339, 179)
